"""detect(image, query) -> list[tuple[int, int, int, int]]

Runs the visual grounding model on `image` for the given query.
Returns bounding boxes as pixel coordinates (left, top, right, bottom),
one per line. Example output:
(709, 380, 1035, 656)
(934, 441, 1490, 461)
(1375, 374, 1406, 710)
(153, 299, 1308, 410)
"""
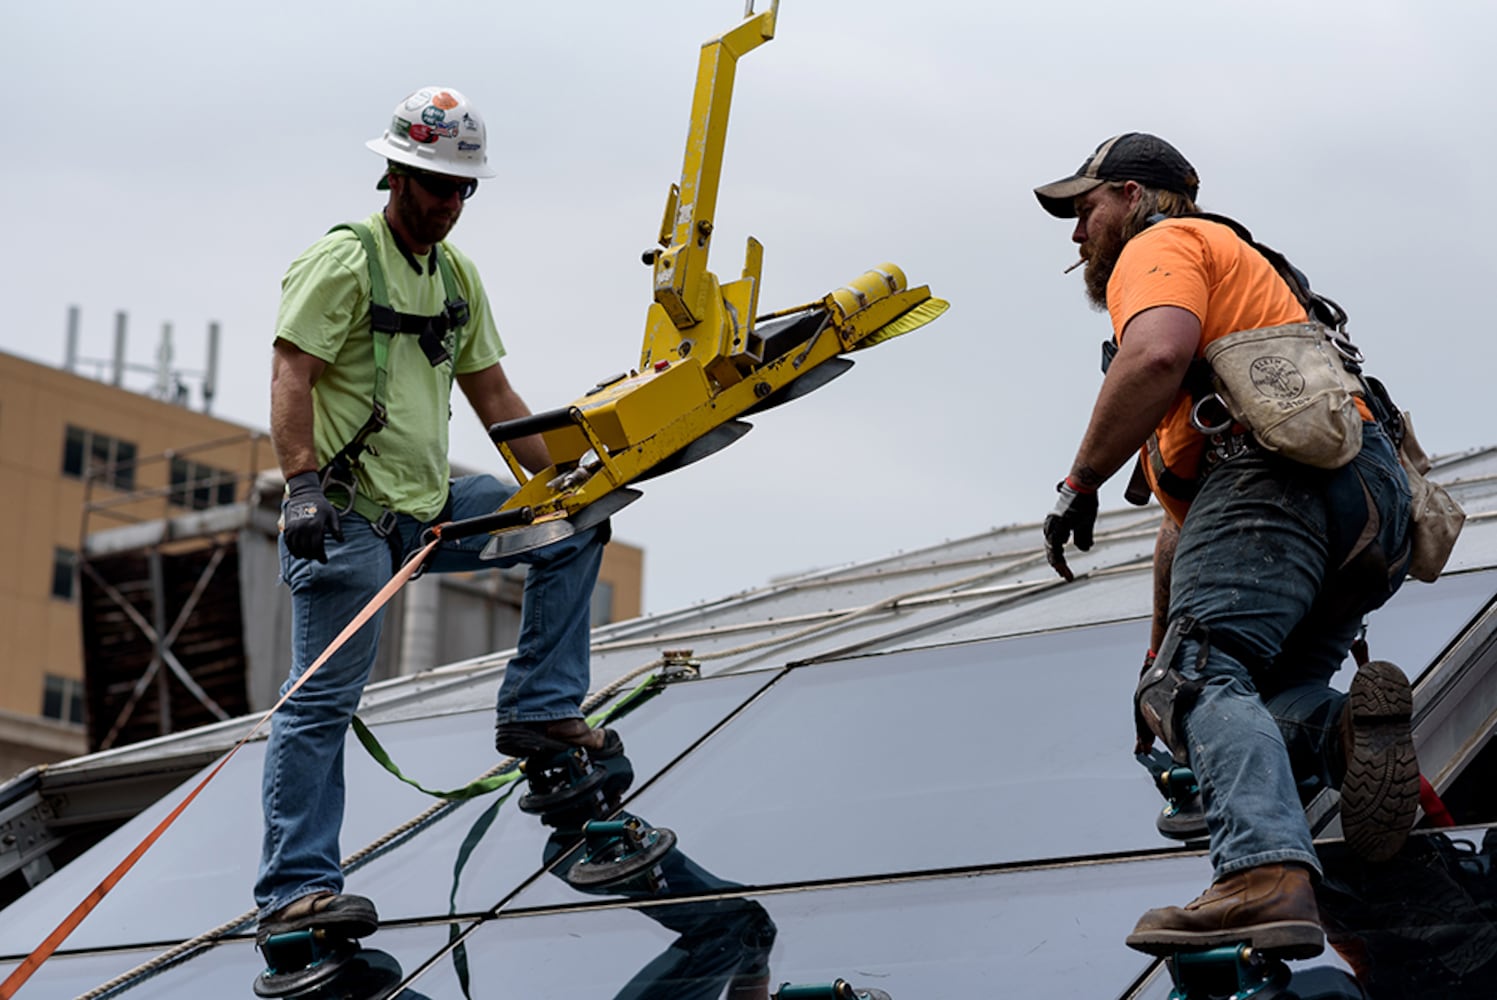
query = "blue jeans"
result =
(255, 474, 606, 916)
(1167, 422, 1411, 880)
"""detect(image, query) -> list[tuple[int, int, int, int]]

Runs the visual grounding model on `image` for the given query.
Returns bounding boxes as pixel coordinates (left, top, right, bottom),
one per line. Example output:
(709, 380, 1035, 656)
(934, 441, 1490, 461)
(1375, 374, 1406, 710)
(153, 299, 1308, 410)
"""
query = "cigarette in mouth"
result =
(1063, 258, 1085, 274)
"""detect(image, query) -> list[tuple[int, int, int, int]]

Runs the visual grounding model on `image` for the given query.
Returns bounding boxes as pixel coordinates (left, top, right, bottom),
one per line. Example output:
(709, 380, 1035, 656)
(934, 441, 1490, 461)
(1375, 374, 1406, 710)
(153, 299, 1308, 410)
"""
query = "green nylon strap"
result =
(348, 491, 394, 527)
(323, 220, 469, 522)
(334, 218, 467, 412)
(351, 716, 521, 801)
(351, 672, 666, 802)
(332, 222, 393, 411)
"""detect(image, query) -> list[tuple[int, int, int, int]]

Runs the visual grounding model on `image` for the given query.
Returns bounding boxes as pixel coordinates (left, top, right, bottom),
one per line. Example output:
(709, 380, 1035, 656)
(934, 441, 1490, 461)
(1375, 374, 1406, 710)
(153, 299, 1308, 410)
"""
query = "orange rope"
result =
(0, 539, 439, 999)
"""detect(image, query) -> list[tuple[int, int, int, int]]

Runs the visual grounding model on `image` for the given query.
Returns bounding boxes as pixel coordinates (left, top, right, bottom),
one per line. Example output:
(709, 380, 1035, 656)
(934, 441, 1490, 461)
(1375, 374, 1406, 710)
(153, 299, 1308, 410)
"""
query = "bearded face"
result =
(391, 177, 462, 249)
(1070, 184, 1135, 312)
(1082, 218, 1126, 311)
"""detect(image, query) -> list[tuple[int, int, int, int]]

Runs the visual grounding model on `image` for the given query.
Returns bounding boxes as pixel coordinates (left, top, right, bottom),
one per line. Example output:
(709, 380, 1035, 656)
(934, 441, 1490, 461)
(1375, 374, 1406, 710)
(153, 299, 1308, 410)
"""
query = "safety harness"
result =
(1125, 218, 1417, 753)
(317, 219, 469, 538)
(1103, 212, 1398, 507)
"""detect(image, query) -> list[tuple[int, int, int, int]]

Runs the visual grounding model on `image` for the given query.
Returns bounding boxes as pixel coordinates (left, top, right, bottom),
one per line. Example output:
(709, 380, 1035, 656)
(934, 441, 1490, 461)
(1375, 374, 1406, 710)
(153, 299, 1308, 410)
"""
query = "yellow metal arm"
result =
(641, 2, 777, 385)
(466, 1, 949, 559)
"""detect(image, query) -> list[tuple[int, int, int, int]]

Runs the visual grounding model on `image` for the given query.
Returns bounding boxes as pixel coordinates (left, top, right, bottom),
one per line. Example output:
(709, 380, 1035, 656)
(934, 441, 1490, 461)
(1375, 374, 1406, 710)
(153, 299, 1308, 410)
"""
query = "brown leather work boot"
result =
(255, 892, 379, 947)
(1126, 863, 1324, 958)
(494, 717, 616, 758)
(1340, 660, 1420, 862)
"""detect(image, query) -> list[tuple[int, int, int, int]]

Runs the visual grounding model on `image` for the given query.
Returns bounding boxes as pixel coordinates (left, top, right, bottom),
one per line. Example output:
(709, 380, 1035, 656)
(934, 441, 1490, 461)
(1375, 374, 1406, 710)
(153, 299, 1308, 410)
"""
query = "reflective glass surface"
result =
(0, 711, 513, 953)
(7, 487, 1497, 999)
(4, 925, 464, 999)
(1132, 825, 1497, 1000)
(1352, 568, 1496, 685)
(0, 947, 176, 1000)
(411, 859, 1208, 1000)
(514, 623, 1174, 907)
(348, 670, 776, 919)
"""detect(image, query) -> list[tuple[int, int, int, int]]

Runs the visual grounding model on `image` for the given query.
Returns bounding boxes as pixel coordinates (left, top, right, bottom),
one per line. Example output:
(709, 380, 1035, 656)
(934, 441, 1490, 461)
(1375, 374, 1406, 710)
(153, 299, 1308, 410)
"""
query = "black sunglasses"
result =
(399, 167, 479, 202)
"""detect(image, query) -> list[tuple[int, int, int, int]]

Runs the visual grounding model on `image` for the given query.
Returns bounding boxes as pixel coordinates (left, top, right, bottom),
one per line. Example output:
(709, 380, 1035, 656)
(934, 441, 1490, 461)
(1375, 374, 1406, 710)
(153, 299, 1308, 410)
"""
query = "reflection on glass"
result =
(1317, 826, 1497, 997)
(1135, 826, 1497, 999)
(519, 740, 777, 999)
(343, 671, 776, 923)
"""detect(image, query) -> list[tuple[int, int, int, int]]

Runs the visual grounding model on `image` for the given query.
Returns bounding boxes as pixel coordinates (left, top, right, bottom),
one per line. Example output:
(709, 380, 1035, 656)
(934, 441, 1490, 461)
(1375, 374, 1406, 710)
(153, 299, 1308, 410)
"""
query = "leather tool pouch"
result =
(1203, 321, 1365, 469)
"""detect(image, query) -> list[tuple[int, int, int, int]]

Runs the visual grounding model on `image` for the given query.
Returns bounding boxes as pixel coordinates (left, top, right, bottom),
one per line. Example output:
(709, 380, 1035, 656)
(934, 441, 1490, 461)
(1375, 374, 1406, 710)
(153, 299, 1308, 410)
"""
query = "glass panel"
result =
(513, 624, 1173, 906)
(113, 439, 136, 490)
(0, 671, 775, 953)
(512, 571, 1497, 913)
(1134, 824, 1497, 999)
(62, 424, 85, 478)
(216, 475, 237, 507)
(1360, 568, 1497, 683)
(1, 925, 465, 999)
(0, 715, 508, 953)
(428, 858, 1204, 999)
(41, 675, 64, 720)
(345, 670, 777, 921)
(169, 455, 190, 507)
(89, 433, 111, 481)
(0, 946, 177, 999)
(51, 547, 75, 600)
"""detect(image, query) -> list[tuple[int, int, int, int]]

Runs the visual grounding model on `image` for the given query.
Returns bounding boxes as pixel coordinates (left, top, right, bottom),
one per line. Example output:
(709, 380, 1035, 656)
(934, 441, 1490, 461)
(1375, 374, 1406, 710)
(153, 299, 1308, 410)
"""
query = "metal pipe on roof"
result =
(111, 311, 127, 387)
(65, 306, 79, 372)
(203, 321, 219, 413)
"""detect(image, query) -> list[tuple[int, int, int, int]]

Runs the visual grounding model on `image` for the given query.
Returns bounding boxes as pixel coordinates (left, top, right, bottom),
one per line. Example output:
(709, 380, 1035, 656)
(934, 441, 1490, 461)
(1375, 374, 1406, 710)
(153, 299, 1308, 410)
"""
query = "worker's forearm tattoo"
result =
(1073, 465, 1105, 491)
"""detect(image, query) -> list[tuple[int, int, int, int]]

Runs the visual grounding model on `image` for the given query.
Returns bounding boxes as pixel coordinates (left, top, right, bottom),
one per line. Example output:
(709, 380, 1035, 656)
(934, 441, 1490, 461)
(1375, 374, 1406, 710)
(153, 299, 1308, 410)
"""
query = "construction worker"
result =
(1034, 133, 1421, 958)
(256, 87, 612, 947)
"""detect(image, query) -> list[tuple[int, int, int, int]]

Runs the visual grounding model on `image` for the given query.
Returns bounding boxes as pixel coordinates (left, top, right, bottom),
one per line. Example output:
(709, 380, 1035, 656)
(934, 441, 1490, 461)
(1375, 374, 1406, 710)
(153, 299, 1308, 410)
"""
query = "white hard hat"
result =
(366, 87, 497, 181)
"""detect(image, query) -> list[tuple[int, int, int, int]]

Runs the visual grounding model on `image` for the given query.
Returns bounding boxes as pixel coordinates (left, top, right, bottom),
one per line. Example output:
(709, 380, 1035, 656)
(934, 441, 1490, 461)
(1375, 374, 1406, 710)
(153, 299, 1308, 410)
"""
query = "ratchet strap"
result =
(0, 539, 442, 1000)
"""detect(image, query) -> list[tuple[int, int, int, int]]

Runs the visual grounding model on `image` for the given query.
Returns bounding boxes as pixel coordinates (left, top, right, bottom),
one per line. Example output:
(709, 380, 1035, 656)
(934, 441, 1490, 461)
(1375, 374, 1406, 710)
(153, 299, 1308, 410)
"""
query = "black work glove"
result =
(1042, 476, 1098, 582)
(283, 471, 343, 563)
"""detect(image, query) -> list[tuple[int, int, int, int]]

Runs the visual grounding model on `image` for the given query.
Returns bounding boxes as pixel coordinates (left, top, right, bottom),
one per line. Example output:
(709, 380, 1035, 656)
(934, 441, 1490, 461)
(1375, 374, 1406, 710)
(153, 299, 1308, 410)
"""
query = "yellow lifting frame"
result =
(476, 0, 949, 556)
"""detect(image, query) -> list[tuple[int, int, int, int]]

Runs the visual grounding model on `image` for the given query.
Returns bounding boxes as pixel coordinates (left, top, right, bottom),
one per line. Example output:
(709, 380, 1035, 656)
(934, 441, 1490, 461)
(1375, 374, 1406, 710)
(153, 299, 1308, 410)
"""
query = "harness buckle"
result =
(370, 509, 399, 539)
(319, 460, 358, 515)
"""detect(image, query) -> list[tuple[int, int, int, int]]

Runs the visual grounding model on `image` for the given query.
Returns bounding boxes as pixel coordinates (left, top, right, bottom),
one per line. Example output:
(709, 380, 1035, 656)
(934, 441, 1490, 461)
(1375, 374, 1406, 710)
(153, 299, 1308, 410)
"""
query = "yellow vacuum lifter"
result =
(462, 1, 949, 557)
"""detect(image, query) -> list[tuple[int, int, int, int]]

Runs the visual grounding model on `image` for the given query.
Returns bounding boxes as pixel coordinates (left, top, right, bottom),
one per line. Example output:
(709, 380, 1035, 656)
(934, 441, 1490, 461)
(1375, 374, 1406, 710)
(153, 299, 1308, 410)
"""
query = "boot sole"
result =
(1341, 660, 1419, 863)
(1126, 920, 1325, 959)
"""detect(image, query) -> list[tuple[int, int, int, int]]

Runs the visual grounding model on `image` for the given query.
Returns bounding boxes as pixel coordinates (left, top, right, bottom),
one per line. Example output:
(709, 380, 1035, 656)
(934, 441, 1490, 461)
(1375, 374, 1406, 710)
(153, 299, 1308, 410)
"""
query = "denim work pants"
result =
(1168, 422, 1412, 880)
(255, 474, 606, 916)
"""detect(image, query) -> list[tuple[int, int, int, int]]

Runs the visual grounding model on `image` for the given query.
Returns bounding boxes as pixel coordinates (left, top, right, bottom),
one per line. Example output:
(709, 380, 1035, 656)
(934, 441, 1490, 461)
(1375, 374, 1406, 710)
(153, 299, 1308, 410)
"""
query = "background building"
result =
(0, 344, 643, 779)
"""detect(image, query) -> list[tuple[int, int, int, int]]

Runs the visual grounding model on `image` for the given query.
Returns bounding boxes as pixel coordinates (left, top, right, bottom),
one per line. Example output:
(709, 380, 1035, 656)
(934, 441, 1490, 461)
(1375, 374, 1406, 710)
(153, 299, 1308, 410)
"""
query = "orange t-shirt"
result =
(1106, 217, 1307, 524)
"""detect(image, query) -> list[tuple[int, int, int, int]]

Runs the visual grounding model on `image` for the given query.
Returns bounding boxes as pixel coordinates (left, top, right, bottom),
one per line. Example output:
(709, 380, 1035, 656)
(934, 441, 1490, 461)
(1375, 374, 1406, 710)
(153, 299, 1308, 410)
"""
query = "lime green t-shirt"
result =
(274, 211, 505, 520)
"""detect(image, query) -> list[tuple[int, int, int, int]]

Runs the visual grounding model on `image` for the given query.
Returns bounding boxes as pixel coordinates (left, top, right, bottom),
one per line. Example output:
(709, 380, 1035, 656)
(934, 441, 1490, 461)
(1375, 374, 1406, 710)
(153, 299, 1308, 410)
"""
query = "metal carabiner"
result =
(1328, 333, 1364, 365)
(1189, 394, 1235, 436)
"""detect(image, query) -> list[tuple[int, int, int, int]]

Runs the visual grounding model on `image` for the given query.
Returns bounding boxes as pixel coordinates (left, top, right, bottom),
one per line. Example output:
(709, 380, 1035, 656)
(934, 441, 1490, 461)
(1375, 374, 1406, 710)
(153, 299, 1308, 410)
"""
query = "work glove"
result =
(283, 470, 343, 563)
(1042, 475, 1098, 582)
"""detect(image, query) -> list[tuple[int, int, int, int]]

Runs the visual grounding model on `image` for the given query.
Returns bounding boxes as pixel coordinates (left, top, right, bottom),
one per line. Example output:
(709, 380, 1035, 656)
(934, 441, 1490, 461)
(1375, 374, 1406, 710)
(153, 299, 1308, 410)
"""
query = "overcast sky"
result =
(6, 1, 1494, 614)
